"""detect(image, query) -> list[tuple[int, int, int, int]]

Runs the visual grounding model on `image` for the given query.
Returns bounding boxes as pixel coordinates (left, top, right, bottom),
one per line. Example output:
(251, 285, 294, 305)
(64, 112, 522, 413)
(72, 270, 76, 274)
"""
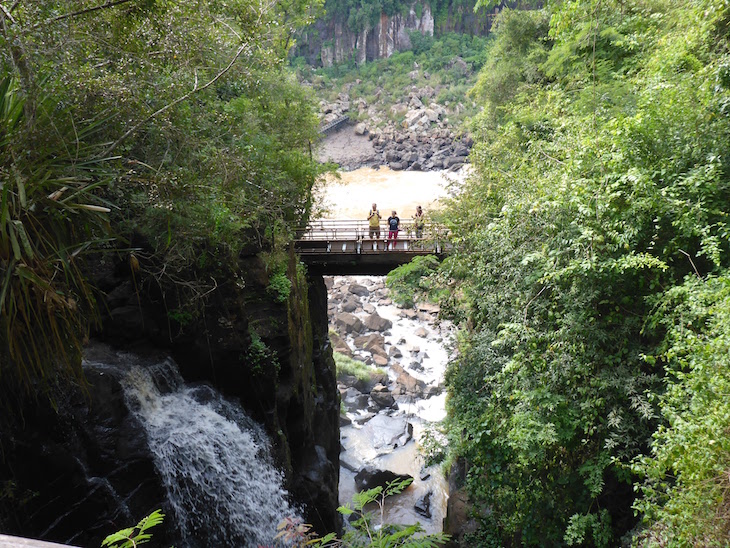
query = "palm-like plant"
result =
(0, 74, 114, 404)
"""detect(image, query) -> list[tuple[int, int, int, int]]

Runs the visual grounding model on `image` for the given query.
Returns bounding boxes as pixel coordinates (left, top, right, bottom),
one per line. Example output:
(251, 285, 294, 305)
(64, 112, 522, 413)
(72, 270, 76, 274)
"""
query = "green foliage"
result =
(439, 0, 730, 545)
(632, 274, 730, 545)
(0, 72, 111, 403)
(101, 509, 164, 548)
(247, 329, 280, 377)
(386, 255, 441, 308)
(337, 478, 449, 547)
(0, 0, 326, 402)
(334, 351, 375, 382)
(272, 478, 449, 547)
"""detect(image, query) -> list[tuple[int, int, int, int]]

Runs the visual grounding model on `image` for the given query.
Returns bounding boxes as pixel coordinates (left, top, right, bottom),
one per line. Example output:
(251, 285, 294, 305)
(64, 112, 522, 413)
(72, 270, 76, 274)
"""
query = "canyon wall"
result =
(294, 0, 500, 66)
(0, 236, 340, 545)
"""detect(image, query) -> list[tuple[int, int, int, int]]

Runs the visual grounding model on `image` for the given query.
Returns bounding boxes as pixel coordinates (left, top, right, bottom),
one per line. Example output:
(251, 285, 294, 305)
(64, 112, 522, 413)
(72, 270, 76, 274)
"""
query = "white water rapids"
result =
(116, 356, 297, 547)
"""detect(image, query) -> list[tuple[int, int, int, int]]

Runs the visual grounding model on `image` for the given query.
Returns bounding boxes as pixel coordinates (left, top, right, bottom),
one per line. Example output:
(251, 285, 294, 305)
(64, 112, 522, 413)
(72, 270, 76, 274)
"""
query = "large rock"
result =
(340, 294, 361, 313)
(363, 311, 393, 332)
(391, 362, 427, 398)
(336, 312, 365, 334)
(360, 414, 413, 450)
(353, 333, 386, 357)
(415, 490, 433, 518)
(369, 383, 395, 409)
(354, 467, 413, 492)
(330, 331, 353, 357)
(348, 283, 370, 297)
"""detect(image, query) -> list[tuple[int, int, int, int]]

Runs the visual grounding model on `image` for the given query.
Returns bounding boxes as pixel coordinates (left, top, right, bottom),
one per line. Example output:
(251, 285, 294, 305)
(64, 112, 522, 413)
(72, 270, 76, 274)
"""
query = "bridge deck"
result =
(294, 219, 448, 274)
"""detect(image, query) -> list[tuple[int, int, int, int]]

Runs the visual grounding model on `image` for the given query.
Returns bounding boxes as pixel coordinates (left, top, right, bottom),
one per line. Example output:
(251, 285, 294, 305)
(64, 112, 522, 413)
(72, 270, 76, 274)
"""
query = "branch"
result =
(679, 249, 703, 281)
(33, 0, 136, 28)
(524, 285, 548, 325)
(101, 42, 250, 157)
(0, 3, 17, 25)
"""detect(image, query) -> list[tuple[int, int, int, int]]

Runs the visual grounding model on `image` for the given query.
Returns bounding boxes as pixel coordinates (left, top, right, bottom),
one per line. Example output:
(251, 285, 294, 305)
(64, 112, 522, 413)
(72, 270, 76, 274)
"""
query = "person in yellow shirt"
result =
(368, 203, 381, 240)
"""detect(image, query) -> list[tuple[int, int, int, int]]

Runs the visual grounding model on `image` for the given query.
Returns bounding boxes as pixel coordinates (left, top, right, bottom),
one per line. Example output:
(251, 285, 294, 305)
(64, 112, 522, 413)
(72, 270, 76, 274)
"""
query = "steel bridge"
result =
(294, 219, 449, 275)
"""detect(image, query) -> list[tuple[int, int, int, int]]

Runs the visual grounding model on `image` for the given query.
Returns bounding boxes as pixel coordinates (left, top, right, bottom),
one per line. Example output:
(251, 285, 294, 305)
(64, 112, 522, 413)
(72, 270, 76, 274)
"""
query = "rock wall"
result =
(0, 238, 340, 545)
(294, 0, 496, 67)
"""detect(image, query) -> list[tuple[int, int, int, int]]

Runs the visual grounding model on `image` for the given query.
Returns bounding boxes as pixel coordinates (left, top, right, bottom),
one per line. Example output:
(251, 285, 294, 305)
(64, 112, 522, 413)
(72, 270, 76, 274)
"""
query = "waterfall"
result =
(119, 356, 297, 547)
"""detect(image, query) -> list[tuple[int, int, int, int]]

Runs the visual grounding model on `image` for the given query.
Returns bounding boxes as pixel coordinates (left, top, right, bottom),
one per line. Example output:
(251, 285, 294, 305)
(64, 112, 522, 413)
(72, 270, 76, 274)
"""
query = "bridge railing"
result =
(294, 219, 450, 254)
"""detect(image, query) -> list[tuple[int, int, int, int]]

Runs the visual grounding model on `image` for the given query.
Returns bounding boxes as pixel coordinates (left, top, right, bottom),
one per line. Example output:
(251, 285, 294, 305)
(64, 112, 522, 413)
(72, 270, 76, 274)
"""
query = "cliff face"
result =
(294, 0, 495, 66)
(0, 238, 340, 545)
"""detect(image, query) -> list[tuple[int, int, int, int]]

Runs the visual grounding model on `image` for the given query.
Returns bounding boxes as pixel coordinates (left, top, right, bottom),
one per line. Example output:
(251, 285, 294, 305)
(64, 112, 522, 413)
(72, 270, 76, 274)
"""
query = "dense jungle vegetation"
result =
(435, 0, 730, 545)
(0, 0, 325, 404)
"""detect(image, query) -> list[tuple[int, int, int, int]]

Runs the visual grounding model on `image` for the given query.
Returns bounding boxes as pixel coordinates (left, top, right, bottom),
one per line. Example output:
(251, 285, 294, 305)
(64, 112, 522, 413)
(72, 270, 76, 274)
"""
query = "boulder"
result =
(329, 331, 353, 357)
(372, 354, 389, 367)
(335, 313, 364, 334)
(355, 467, 413, 492)
(417, 303, 440, 314)
(415, 327, 428, 338)
(388, 346, 403, 358)
(369, 383, 395, 409)
(341, 387, 369, 412)
(360, 414, 414, 450)
(391, 362, 427, 398)
(354, 123, 368, 136)
(400, 309, 418, 319)
(363, 311, 393, 332)
(348, 283, 370, 297)
(354, 333, 386, 357)
(415, 490, 433, 519)
(340, 295, 361, 313)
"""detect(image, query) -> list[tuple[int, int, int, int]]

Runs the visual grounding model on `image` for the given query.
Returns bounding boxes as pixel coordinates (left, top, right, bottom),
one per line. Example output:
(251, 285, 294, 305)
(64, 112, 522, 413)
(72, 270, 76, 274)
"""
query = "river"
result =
(322, 166, 460, 536)
(316, 166, 462, 219)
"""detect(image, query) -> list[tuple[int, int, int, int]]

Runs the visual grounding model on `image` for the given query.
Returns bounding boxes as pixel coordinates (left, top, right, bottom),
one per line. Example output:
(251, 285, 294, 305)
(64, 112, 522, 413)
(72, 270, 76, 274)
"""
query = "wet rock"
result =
(415, 491, 433, 519)
(353, 412, 376, 425)
(369, 383, 395, 409)
(340, 295, 361, 313)
(363, 303, 376, 314)
(415, 327, 428, 338)
(336, 313, 364, 334)
(373, 354, 389, 367)
(417, 303, 440, 315)
(355, 467, 413, 492)
(363, 311, 393, 332)
(340, 414, 352, 427)
(330, 331, 353, 357)
(391, 362, 426, 398)
(388, 346, 403, 358)
(354, 333, 386, 357)
(341, 387, 369, 412)
(423, 385, 443, 398)
(348, 283, 370, 297)
(400, 309, 418, 319)
(360, 414, 414, 450)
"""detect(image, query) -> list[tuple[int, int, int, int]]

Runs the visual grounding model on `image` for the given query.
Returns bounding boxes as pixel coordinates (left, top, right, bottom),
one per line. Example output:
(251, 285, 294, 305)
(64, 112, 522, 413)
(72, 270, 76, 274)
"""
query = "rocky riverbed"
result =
(318, 83, 473, 172)
(327, 275, 452, 533)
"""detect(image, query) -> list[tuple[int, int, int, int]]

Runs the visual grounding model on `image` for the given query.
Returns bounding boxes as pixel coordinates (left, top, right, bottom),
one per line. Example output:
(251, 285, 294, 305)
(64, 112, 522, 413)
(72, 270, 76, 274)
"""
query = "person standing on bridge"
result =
(413, 205, 425, 240)
(368, 203, 382, 245)
(387, 211, 400, 250)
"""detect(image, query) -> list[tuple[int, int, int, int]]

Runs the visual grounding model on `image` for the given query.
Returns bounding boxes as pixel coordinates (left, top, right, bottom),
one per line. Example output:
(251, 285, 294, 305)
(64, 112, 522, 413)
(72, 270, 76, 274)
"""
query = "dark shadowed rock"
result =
(341, 294, 361, 313)
(369, 383, 395, 409)
(415, 490, 433, 519)
(348, 283, 370, 297)
(355, 467, 413, 492)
